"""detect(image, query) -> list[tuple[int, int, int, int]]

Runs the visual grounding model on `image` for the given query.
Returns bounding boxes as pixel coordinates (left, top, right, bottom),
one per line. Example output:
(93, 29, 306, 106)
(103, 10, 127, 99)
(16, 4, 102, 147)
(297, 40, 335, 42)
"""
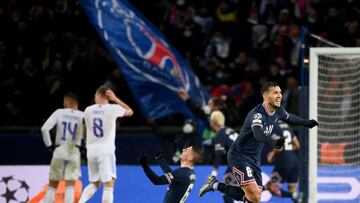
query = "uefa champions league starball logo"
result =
(0, 176, 29, 203)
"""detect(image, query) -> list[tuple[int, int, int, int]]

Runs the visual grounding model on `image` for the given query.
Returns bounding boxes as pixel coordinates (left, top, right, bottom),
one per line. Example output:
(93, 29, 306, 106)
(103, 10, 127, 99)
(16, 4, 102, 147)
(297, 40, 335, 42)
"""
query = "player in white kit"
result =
(41, 92, 84, 203)
(78, 85, 133, 203)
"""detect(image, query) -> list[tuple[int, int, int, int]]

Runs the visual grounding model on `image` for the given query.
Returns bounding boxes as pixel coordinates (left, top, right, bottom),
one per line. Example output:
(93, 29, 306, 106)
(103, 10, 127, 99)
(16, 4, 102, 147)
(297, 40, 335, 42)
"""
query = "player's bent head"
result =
(96, 84, 113, 98)
(210, 111, 225, 126)
(63, 92, 79, 108)
(261, 81, 280, 96)
(96, 85, 114, 99)
(95, 85, 114, 104)
(64, 92, 79, 103)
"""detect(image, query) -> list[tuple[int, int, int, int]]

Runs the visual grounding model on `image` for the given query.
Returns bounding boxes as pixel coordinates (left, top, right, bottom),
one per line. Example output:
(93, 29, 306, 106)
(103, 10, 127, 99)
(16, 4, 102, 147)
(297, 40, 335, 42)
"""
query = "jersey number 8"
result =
(246, 167, 253, 177)
(93, 118, 104, 138)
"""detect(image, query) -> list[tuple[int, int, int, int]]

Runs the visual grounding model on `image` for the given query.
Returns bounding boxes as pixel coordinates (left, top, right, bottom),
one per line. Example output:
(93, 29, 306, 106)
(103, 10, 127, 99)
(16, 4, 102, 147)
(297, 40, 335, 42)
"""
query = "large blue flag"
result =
(80, 0, 209, 119)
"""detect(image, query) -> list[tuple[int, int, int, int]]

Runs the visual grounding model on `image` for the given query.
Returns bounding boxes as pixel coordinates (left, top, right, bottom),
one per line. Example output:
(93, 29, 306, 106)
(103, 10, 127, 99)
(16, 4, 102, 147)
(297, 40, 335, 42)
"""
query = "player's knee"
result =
(49, 180, 59, 188)
(92, 181, 101, 188)
(104, 181, 114, 188)
(65, 180, 76, 186)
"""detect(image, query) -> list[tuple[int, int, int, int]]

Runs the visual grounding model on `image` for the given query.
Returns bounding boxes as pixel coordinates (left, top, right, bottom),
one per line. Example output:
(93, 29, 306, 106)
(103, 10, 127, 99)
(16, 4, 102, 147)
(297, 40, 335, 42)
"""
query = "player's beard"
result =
(273, 103, 280, 109)
(271, 98, 281, 109)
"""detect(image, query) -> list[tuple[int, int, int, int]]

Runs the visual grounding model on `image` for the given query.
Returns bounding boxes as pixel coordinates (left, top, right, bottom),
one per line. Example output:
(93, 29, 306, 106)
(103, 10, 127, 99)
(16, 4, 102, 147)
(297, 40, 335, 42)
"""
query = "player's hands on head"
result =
(306, 119, 318, 128)
(154, 152, 163, 160)
(138, 154, 149, 166)
(105, 89, 118, 102)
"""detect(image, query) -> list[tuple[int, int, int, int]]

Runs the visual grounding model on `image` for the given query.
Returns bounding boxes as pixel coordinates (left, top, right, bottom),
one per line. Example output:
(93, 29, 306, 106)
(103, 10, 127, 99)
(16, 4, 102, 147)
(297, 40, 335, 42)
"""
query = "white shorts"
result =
(49, 156, 81, 181)
(87, 154, 117, 182)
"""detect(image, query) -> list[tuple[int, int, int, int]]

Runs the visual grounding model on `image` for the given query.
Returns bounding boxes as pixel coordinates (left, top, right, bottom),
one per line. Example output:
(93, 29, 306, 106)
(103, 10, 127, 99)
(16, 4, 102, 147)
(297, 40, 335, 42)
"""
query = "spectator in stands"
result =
(0, 0, 359, 127)
(343, 20, 359, 47)
(282, 76, 300, 115)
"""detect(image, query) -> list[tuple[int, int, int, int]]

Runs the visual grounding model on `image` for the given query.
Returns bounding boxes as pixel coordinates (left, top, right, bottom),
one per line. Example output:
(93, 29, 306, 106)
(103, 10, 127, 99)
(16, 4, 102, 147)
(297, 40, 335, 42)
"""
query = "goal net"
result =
(309, 48, 360, 203)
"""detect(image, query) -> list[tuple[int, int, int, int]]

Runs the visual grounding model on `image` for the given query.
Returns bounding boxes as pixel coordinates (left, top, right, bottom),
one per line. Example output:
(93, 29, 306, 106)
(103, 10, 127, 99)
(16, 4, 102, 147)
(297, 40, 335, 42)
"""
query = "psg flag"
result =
(80, 0, 209, 119)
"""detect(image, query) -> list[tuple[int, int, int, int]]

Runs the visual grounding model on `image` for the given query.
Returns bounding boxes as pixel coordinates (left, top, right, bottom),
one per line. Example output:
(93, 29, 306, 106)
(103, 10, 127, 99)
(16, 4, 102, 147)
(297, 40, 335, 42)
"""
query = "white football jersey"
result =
(41, 108, 84, 152)
(84, 104, 126, 157)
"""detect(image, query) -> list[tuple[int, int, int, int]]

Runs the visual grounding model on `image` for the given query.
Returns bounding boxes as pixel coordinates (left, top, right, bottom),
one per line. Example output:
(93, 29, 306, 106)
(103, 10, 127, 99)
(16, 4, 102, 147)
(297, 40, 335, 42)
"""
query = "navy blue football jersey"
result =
(272, 121, 298, 166)
(164, 167, 195, 203)
(229, 104, 289, 164)
(213, 126, 239, 154)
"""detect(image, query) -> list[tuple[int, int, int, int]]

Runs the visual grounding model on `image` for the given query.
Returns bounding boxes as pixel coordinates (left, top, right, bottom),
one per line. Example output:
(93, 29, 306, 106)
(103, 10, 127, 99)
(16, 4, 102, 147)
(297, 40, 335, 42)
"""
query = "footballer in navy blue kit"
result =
(265, 120, 301, 202)
(138, 146, 203, 203)
(206, 111, 239, 203)
(199, 82, 318, 203)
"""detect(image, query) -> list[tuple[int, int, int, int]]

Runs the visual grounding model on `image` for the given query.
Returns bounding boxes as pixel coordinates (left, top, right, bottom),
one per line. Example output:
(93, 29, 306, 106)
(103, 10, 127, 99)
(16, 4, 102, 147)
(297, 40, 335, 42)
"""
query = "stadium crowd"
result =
(0, 0, 359, 126)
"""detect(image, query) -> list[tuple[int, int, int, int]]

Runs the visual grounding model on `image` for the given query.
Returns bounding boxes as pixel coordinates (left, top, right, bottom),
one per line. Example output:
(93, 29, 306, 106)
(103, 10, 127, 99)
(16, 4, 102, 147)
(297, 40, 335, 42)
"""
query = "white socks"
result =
(102, 187, 114, 203)
(78, 184, 113, 203)
(65, 186, 75, 203)
(78, 184, 98, 203)
(44, 186, 56, 203)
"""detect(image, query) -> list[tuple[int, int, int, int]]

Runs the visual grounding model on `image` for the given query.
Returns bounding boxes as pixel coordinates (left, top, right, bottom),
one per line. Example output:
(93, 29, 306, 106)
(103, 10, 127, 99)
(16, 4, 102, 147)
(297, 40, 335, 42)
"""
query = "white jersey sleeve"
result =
(111, 104, 127, 119)
(41, 110, 59, 147)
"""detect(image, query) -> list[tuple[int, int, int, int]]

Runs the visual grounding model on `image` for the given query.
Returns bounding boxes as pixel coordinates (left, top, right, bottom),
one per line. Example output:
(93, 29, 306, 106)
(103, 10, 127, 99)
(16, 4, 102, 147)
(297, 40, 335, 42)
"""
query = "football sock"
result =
(78, 184, 98, 203)
(44, 186, 56, 203)
(102, 187, 114, 203)
(217, 182, 245, 201)
(65, 186, 75, 203)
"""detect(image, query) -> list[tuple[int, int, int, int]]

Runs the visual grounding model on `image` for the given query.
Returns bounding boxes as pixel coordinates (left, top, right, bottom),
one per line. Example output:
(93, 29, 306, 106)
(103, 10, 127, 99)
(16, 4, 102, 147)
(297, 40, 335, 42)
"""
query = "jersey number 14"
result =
(61, 122, 78, 141)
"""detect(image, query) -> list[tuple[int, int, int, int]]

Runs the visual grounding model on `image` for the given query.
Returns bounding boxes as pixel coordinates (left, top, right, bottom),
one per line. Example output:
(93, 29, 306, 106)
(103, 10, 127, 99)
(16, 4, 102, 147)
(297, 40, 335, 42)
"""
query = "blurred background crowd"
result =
(0, 0, 359, 127)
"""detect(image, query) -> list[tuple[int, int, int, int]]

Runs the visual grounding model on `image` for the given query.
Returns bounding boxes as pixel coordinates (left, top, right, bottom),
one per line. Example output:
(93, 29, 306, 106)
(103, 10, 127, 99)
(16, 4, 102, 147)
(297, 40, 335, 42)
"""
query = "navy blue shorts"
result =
(228, 159, 262, 187)
(273, 163, 299, 184)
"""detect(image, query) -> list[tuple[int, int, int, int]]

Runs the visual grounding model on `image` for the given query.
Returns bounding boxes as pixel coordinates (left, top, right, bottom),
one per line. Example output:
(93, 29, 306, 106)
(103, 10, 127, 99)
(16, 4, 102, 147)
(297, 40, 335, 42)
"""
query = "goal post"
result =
(309, 48, 360, 203)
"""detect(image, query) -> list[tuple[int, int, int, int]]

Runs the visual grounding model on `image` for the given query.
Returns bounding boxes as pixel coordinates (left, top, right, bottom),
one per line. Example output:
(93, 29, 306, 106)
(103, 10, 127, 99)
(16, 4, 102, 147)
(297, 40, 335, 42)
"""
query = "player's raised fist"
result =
(138, 154, 149, 166)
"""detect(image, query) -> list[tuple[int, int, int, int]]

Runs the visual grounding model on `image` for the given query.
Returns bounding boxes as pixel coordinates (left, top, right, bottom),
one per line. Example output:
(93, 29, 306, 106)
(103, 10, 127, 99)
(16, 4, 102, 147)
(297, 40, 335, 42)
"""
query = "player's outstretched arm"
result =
(138, 154, 169, 185)
(155, 152, 172, 173)
(286, 114, 318, 128)
(105, 89, 134, 117)
(177, 89, 208, 119)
